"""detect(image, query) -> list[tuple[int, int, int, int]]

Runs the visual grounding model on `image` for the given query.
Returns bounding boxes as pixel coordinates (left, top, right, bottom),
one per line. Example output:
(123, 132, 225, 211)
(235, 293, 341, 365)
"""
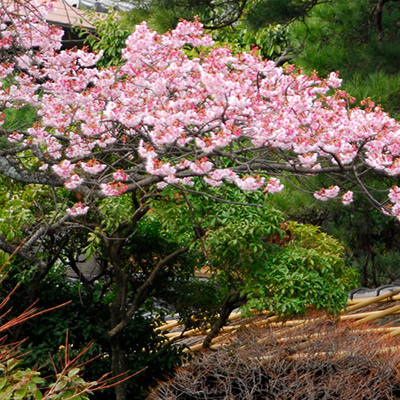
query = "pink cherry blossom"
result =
(101, 182, 128, 197)
(146, 158, 177, 177)
(341, 191, 354, 205)
(326, 72, 342, 89)
(263, 178, 284, 194)
(8, 132, 24, 143)
(298, 153, 318, 168)
(80, 160, 107, 175)
(113, 169, 129, 182)
(391, 204, 400, 222)
(67, 202, 89, 216)
(157, 181, 168, 189)
(389, 186, 400, 204)
(65, 174, 84, 190)
(314, 186, 340, 201)
(189, 158, 213, 175)
(76, 49, 103, 67)
(203, 177, 224, 187)
(52, 160, 75, 179)
(138, 141, 157, 160)
(208, 169, 238, 183)
(179, 177, 194, 186)
(3, 5, 400, 219)
(235, 176, 265, 191)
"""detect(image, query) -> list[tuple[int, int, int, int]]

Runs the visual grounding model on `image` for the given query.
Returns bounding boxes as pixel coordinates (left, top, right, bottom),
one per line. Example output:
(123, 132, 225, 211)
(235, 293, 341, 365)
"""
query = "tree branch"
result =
(108, 245, 189, 338)
(0, 156, 63, 186)
(0, 235, 48, 273)
(202, 290, 248, 349)
(203, 0, 248, 30)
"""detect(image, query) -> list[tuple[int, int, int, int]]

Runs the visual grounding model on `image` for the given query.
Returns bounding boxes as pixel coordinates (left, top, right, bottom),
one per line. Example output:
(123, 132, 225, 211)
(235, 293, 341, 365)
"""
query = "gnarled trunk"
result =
(203, 290, 248, 349)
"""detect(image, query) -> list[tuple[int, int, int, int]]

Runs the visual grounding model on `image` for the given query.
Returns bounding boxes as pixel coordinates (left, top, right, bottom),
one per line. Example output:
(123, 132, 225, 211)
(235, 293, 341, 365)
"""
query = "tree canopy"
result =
(2, 2, 400, 217)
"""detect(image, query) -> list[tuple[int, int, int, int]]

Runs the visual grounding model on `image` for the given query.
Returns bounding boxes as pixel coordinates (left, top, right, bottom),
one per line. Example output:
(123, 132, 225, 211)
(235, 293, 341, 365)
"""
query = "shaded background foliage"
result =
(0, 248, 188, 399)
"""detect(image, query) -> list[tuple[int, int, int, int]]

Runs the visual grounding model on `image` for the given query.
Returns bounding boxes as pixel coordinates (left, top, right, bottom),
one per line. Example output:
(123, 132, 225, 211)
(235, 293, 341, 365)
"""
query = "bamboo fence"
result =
(158, 287, 400, 353)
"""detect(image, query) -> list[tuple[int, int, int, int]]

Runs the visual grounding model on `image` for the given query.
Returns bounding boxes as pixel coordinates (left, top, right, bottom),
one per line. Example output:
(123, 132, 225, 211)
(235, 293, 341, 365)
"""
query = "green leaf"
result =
(67, 368, 81, 378)
(34, 390, 43, 400)
(0, 378, 7, 390)
(14, 389, 27, 399)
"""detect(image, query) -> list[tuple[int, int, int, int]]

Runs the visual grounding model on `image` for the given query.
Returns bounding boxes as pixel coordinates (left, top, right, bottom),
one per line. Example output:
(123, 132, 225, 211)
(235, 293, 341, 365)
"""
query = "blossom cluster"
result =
(2, 1, 400, 218)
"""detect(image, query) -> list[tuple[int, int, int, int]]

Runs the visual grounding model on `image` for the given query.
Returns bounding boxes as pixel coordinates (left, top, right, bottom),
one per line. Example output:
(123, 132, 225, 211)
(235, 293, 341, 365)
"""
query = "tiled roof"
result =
(45, 1, 96, 30)
(13, 0, 97, 30)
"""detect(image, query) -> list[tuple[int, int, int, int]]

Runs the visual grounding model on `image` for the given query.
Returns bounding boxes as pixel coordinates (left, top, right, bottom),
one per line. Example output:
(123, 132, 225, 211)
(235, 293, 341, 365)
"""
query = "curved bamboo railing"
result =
(158, 287, 400, 353)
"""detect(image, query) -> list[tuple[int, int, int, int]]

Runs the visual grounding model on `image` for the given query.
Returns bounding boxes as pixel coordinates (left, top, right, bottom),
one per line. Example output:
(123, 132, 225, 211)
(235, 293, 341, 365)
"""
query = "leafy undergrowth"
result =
(0, 286, 124, 399)
(152, 316, 400, 399)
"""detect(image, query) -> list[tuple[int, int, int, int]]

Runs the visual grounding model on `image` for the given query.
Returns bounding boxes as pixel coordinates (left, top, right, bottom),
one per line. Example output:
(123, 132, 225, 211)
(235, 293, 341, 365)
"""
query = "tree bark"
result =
(105, 201, 189, 400)
(202, 290, 248, 349)
(108, 246, 189, 339)
(108, 239, 130, 400)
(110, 328, 129, 400)
(110, 302, 129, 400)
(376, 0, 400, 41)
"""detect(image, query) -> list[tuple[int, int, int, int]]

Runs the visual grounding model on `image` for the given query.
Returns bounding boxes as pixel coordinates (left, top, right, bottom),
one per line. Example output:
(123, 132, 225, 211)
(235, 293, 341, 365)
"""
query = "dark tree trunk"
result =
(109, 272, 129, 400)
(362, 252, 371, 288)
(202, 290, 248, 349)
(108, 237, 130, 400)
(376, 0, 400, 42)
(110, 333, 129, 400)
(106, 232, 189, 398)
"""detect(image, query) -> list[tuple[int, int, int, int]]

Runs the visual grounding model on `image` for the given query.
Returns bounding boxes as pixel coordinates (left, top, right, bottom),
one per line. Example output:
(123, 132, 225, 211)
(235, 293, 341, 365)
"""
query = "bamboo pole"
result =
(165, 321, 249, 341)
(276, 332, 327, 344)
(248, 315, 279, 327)
(184, 342, 206, 353)
(383, 327, 400, 339)
(352, 327, 400, 333)
(157, 309, 273, 333)
(160, 290, 400, 353)
(256, 324, 315, 345)
(276, 327, 400, 345)
(347, 293, 400, 305)
(184, 321, 400, 353)
(161, 310, 400, 337)
(340, 309, 400, 321)
(258, 345, 400, 363)
(156, 319, 180, 332)
(345, 288, 400, 313)
(354, 302, 400, 326)
(267, 316, 325, 328)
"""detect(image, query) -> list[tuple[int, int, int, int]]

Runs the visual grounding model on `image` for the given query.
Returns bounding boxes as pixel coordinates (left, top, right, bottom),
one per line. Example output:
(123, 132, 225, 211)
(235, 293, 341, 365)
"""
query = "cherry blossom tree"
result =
(2, 1, 400, 398)
(3, 3, 400, 214)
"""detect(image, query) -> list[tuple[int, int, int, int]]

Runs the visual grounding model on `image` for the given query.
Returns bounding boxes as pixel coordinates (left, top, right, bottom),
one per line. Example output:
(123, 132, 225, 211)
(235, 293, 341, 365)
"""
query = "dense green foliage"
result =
(152, 185, 357, 316)
(0, 358, 93, 400)
(203, 205, 356, 316)
(282, 0, 400, 117)
(1, 232, 190, 399)
(268, 175, 400, 287)
(82, 12, 135, 67)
